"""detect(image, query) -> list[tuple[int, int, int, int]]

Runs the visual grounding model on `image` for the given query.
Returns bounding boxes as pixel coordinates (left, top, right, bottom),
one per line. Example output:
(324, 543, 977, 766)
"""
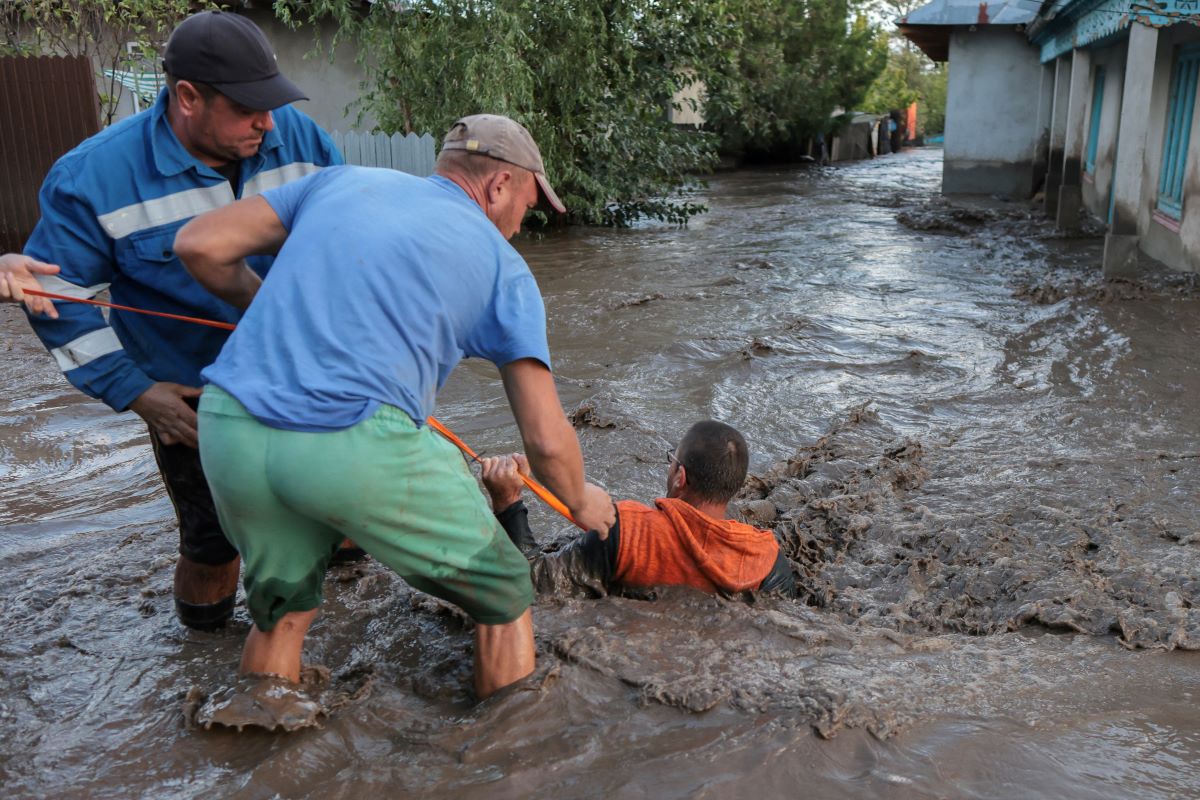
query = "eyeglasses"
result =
(666, 449, 681, 469)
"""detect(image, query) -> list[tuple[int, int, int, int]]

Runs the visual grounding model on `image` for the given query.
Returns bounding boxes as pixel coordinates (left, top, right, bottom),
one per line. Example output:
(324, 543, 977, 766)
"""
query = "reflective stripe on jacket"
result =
(24, 89, 342, 411)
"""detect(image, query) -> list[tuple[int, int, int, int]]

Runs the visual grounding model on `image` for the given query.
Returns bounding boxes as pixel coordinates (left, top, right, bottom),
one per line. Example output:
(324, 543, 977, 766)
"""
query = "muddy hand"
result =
(129, 382, 203, 448)
(0, 254, 61, 318)
(481, 454, 525, 510)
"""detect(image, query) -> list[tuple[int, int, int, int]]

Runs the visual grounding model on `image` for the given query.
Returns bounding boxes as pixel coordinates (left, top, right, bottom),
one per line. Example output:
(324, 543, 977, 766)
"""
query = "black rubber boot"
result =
(175, 594, 236, 631)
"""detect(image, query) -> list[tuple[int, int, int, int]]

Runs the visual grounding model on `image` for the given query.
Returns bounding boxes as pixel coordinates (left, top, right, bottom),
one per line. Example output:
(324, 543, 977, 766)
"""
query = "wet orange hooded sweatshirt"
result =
(612, 498, 781, 592)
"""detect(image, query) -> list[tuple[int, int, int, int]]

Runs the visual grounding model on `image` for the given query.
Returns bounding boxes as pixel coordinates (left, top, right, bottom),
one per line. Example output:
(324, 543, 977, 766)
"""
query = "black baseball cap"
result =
(163, 10, 308, 111)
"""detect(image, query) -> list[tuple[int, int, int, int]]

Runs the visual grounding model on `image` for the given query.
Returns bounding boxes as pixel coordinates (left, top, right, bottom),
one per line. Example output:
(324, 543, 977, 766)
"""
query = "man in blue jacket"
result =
(22, 10, 342, 631)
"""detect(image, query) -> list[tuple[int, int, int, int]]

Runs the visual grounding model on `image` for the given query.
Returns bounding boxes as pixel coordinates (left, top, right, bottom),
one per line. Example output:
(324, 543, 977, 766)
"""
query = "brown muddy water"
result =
(4, 148, 1200, 798)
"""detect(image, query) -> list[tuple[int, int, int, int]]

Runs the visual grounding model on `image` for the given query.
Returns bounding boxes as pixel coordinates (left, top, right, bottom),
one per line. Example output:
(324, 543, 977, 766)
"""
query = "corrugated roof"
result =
(898, 0, 1042, 61)
(901, 0, 1041, 27)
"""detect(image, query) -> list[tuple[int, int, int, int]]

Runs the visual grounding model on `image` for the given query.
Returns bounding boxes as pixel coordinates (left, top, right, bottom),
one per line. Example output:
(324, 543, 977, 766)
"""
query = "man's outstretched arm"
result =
(499, 359, 614, 534)
(0, 253, 60, 318)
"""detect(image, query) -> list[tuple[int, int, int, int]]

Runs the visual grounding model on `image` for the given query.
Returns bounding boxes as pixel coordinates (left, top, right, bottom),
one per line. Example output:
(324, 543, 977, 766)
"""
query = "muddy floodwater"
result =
(5, 148, 1200, 798)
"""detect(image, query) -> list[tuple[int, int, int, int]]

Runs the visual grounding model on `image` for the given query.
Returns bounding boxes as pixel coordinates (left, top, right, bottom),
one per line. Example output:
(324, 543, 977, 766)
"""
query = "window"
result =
(1157, 44, 1200, 219)
(1085, 66, 1105, 174)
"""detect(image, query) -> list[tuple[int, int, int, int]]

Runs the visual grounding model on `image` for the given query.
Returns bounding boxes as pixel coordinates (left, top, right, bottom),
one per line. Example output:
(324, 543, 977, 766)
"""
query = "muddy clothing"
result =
(149, 396, 236, 565)
(497, 498, 794, 597)
(199, 386, 533, 629)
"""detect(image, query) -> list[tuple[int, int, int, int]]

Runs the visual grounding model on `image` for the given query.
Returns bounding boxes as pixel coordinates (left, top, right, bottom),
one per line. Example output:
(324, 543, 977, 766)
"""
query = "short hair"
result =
(435, 148, 532, 186)
(676, 420, 749, 504)
(165, 74, 220, 101)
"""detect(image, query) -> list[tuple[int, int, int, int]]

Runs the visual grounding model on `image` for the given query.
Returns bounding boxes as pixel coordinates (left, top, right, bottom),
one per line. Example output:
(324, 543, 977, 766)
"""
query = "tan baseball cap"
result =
(441, 114, 566, 214)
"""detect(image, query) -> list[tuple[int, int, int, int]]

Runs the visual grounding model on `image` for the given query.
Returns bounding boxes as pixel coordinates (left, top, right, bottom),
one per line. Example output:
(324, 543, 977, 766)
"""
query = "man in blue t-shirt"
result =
(175, 115, 615, 702)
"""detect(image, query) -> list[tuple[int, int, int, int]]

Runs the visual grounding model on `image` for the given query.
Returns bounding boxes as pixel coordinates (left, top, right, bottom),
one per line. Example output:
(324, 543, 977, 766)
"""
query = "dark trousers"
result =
(148, 405, 238, 566)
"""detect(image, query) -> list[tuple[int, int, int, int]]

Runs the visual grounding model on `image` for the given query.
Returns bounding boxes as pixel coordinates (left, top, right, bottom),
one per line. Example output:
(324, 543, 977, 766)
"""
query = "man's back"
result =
(494, 493, 795, 597)
(202, 165, 551, 432)
(613, 498, 782, 593)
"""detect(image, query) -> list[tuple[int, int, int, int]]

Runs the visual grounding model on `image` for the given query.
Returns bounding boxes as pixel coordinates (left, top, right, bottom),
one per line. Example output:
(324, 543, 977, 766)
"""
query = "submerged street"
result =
(3, 147, 1200, 798)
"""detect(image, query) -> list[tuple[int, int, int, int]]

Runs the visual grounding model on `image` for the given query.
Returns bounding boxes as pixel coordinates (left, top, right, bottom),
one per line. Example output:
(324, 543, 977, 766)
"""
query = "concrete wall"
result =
(1080, 41, 1127, 222)
(1132, 24, 1200, 272)
(943, 28, 1045, 197)
(245, 8, 376, 134)
(669, 69, 705, 126)
(1033, 61, 1056, 190)
(105, 9, 375, 134)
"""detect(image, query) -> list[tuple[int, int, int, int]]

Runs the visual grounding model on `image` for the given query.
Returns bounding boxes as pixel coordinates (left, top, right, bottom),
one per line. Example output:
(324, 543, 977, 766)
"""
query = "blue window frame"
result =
(1085, 66, 1105, 173)
(1157, 44, 1200, 219)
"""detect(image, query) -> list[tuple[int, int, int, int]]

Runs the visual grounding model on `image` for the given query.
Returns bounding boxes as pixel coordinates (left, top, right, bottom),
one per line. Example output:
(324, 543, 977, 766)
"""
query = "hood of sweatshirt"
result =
(613, 498, 780, 592)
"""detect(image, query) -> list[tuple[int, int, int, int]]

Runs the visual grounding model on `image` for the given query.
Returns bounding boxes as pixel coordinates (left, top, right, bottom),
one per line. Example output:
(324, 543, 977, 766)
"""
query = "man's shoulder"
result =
(270, 104, 324, 132)
(616, 499, 656, 516)
(49, 111, 152, 179)
(267, 105, 335, 156)
(653, 498, 777, 539)
(614, 499, 662, 530)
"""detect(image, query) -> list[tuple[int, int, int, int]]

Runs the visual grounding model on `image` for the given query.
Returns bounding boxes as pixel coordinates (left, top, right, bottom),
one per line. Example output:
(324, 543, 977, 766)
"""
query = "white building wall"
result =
(1137, 24, 1200, 272)
(943, 28, 1045, 196)
(1080, 41, 1127, 221)
(669, 69, 705, 126)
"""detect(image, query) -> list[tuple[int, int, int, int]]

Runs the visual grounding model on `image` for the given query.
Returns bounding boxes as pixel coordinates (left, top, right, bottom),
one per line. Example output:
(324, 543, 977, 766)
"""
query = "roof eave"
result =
(897, 24, 952, 61)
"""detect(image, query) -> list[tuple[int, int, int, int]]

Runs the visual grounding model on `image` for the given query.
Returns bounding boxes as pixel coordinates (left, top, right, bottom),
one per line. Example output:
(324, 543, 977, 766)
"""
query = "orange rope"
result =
(25, 289, 237, 330)
(426, 417, 582, 529)
(25, 287, 581, 527)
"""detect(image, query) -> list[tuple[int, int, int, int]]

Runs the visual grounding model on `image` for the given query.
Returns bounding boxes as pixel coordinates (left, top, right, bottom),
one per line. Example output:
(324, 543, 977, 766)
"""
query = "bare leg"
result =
(174, 555, 240, 603)
(239, 609, 319, 683)
(473, 608, 535, 699)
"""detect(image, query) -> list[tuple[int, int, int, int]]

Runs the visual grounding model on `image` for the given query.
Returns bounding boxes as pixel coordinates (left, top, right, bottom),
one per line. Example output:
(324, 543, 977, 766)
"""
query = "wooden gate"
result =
(0, 56, 100, 253)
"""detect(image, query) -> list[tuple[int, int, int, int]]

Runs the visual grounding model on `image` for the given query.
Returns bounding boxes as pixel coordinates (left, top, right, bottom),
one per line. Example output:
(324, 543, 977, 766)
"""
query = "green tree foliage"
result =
(864, 53, 920, 113)
(278, 0, 886, 225)
(279, 0, 734, 226)
(862, 0, 949, 135)
(864, 45, 949, 134)
(917, 63, 948, 135)
(703, 1, 888, 159)
(0, 0, 202, 126)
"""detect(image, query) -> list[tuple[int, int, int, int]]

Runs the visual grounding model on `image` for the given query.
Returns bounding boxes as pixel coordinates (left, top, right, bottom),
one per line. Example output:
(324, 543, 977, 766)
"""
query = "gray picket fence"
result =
(330, 130, 436, 177)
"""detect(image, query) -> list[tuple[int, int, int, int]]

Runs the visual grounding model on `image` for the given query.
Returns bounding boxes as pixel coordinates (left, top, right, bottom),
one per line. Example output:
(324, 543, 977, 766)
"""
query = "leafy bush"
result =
(0, 0, 200, 126)
(278, 0, 887, 225)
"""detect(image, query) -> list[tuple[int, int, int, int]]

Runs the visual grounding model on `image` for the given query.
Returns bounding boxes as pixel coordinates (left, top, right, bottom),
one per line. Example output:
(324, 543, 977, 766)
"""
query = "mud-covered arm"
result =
(757, 548, 796, 597)
(494, 500, 619, 597)
(495, 499, 539, 554)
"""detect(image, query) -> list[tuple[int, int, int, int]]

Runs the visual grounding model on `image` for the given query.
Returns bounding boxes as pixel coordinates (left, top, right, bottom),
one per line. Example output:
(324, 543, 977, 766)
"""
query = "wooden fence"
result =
(330, 130, 436, 177)
(0, 56, 100, 253)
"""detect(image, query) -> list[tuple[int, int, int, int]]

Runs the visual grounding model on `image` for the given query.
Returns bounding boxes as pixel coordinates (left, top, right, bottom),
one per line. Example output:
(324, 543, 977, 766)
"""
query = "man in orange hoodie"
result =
(480, 420, 794, 597)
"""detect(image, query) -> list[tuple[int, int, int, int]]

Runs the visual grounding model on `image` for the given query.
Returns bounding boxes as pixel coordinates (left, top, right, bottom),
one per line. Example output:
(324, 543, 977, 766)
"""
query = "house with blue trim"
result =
(900, 0, 1200, 276)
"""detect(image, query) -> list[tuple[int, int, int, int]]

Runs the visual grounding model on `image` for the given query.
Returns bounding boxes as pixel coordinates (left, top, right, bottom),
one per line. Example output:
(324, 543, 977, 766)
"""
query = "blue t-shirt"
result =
(201, 166, 551, 432)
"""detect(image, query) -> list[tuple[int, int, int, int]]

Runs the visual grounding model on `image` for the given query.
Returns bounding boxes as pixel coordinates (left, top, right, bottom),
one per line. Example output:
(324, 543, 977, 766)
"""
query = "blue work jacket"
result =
(24, 89, 342, 412)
